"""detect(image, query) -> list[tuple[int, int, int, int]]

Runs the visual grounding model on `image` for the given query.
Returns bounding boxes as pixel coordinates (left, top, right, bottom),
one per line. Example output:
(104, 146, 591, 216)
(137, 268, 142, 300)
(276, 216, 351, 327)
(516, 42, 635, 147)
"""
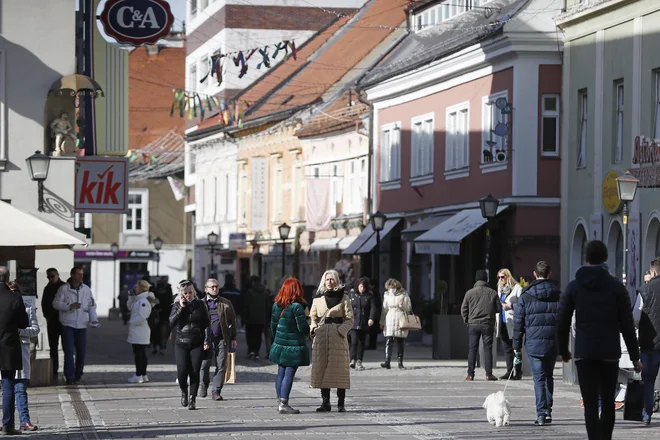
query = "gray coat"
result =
(17, 297, 40, 380)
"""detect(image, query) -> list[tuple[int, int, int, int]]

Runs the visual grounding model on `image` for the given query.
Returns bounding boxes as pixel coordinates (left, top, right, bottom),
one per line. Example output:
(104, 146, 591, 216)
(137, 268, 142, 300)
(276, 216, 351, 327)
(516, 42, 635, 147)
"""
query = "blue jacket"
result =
(512, 278, 561, 357)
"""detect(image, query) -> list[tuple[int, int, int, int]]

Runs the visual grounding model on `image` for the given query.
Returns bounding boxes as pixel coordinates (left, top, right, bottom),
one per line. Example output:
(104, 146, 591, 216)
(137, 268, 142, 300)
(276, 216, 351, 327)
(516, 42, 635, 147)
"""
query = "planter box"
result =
(432, 315, 469, 360)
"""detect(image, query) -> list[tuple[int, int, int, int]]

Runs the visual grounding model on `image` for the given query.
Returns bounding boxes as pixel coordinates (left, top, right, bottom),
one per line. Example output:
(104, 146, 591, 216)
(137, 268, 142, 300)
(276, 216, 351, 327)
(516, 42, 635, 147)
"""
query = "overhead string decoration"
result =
(258, 46, 271, 70)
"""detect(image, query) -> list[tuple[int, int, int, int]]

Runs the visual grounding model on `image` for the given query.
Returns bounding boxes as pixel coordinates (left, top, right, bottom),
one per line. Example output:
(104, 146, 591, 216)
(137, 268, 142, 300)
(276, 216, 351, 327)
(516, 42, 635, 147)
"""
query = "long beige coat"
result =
(310, 294, 354, 389)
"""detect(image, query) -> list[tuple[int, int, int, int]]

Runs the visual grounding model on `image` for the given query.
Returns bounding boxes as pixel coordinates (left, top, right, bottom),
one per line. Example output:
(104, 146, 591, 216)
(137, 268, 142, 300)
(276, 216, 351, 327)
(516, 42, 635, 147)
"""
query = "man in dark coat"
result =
(242, 275, 270, 359)
(557, 240, 642, 440)
(41, 268, 66, 380)
(219, 274, 242, 322)
(0, 266, 30, 435)
(513, 261, 561, 426)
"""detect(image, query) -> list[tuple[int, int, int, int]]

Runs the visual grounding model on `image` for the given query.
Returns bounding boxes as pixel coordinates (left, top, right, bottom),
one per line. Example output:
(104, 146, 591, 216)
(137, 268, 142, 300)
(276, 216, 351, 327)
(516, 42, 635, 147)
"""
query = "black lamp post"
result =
(278, 223, 291, 280)
(479, 194, 500, 284)
(370, 211, 386, 286)
(208, 231, 218, 279)
(153, 236, 163, 276)
(25, 151, 51, 212)
(616, 171, 640, 286)
(110, 242, 119, 309)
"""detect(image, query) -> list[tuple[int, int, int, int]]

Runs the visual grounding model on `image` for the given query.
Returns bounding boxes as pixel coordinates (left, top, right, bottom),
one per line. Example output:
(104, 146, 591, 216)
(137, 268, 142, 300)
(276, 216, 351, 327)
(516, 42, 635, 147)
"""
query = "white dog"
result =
(482, 391, 511, 427)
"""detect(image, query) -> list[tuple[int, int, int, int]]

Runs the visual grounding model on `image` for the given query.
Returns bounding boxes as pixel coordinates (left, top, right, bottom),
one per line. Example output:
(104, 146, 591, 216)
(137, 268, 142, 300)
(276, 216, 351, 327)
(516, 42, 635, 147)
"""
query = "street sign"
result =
(229, 233, 247, 250)
(98, 0, 174, 46)
(75, 157, 129, 213)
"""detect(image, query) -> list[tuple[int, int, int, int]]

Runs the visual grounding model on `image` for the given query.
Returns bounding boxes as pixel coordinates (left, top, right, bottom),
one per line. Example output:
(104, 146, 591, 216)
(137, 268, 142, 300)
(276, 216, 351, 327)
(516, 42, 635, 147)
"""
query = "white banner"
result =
(251, 157, 268, 231)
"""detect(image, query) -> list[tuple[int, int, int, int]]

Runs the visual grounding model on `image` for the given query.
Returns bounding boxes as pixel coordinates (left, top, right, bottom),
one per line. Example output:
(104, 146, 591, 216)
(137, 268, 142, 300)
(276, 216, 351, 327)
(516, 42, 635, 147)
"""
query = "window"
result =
(330, 164, 343, 217)
(481, 91, 508, 164)
(74, 213, 92, 238)
(189, 64, 197, 92)
(411, 113, 434, 182)
(271, 159, 282, 222)
(577, 90, 588, 169)
(614, 81, 624, 163)
(190, 0, 197, 19)
(238, 164, 248, 226)
(200, 56, 210, 90)
(653, 70, 660, 139)
(213, 176, 218, 219)
(446, 103, 470, 172)
(347, 160, 357, 214)
(291, 161, 302, 220)
(124, 190, 148, 233)
(380, 123, 401, 183)
(414, 1, 489, 32)
(360, 158, 367, 209)
(541, 94, 560, 156)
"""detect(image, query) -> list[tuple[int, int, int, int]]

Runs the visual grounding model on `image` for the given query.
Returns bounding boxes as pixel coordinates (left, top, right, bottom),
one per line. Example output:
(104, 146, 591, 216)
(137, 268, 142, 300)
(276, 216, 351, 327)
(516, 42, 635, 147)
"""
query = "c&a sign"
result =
(99, 0, 174, 46)
(75, 157, 129, 214)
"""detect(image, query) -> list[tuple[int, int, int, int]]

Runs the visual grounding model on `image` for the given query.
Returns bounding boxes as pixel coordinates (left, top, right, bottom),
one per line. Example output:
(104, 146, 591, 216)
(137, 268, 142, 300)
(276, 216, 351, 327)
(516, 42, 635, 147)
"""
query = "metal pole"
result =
(210, 245, 215, 279)
(112, 255, 117, 309)
(38, 181, 45, 212)
(485, 227, 491, 284)
(375, 230, 381, 285)
(156, 252, 160, 277)
(281, 240, 286, 279)
(622, 202, 629, 286)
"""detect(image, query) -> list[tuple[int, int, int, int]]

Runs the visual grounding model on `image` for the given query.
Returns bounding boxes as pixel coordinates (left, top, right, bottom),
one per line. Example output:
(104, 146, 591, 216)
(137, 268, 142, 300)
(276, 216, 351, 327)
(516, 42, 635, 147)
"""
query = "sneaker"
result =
(534, 415, 546, 426)
(212, 391, 224, 401)
(356, 360, 365, 371)
(142, 375, 149, 383)
(642, 410, 651, 426)
(350, 360, 356, 369)
(254, 355, 260, 360)
(545, 410, 552, 424)
(128, 375, 144, 384)
(248, 352, 256, 360)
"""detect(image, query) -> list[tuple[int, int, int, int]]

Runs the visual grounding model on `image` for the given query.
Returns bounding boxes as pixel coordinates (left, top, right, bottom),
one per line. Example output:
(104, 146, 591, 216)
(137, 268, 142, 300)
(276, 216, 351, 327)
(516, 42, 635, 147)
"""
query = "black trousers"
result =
(384, 336, 405, 361)
(46, 318, 62, 376)
(321, 388, 346, 404)
(467, 323, 494, 377)
(132, 344, 148, 376)
(246, 324, 264, 355)
(174, 344, 205, 397)
(349, 329, 367, 361)
(150, 321, 169, 351)
(499, 323, 521, 375)
(576, 360, 619, 440)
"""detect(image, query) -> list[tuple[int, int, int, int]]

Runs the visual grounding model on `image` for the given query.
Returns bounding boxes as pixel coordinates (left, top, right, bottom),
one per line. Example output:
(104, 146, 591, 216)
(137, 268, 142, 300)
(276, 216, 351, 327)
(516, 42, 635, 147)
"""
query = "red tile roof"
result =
(296, 89, 369, 137)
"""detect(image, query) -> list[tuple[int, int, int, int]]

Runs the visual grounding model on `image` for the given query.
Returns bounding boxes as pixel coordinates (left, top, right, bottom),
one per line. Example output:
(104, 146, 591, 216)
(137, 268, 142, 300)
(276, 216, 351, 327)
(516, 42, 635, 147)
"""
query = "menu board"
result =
(16, 267, 38, 297)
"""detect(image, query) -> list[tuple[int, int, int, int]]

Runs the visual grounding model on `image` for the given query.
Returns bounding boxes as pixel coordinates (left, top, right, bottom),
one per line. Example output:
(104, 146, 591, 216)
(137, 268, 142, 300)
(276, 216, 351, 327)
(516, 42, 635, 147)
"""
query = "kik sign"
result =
(75, 157, 129, 214)
(99, 0, 174, 46)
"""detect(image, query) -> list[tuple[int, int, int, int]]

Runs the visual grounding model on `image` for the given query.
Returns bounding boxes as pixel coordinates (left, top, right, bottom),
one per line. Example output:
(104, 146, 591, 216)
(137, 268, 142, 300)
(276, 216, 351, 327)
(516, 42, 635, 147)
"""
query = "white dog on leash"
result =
(483, 391, 511, 427)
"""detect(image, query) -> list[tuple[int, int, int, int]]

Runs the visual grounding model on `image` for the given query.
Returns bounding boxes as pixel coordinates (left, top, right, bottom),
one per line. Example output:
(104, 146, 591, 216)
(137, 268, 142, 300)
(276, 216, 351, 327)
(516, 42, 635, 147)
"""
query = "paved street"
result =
(10, 319, 658, 439)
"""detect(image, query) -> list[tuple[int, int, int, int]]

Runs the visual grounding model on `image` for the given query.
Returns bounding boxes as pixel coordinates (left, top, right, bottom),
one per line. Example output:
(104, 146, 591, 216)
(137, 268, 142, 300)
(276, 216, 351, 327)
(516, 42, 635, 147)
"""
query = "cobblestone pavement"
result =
(9, 319, 660, 439)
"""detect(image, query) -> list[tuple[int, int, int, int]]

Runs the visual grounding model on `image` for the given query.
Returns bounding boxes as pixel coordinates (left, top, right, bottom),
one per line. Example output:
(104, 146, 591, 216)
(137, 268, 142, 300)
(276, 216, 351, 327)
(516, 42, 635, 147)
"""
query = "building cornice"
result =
(379, 197, 560, 219)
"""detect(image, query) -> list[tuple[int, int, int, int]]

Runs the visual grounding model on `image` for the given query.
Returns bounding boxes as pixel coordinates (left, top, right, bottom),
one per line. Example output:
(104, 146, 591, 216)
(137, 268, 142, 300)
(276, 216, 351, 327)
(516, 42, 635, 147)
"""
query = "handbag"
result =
(623, 376, 644, 421)
(399, 311, 422, 330)
(224, 350, 236, 384)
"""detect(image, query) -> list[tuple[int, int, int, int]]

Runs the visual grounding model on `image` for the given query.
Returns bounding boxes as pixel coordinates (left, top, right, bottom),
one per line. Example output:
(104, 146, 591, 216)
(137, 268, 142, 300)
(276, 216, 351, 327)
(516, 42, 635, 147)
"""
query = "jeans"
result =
(576, 360, 619, 440)
(175, 344, 205, 397)
(246, 324, 264, 355)
(276, 365, 298, 400)
(46, 318, 62, 376)
(1, 371, 17, 428)
(499, 324, 521, 375)
(528, 355, 556, 417)
(467, 324, 494, 377)
(132, 344, 149, 376)
(641, 349, 660, 416)
(14, 379, 30, 425)
(62, 326, 87, 381)
(201, 340, 228, 392)
(349, 329, 367, 361)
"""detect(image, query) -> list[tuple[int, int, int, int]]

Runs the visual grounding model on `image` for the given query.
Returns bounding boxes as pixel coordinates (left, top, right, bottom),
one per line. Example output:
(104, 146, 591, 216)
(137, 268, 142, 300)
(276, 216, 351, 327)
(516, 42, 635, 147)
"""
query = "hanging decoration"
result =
(126, 149, 158, 165)
(169, 88, 250, 128)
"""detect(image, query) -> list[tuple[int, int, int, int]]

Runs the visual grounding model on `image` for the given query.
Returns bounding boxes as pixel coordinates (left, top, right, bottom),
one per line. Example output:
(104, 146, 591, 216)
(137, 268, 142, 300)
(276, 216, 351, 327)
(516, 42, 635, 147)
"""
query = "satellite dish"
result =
(493, 123, 508, 137)
(495, 97, 508, 110)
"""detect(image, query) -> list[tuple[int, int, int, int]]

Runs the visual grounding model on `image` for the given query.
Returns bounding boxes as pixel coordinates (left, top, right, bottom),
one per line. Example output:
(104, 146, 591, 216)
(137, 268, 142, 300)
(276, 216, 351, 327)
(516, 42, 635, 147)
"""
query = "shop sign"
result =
(602, 171, 622, 214)
(75, 157, 128, 213)
(99, 0, 174, 46)
(629, 136, 660, 187)
(229, 233, 247, 250)
(74, 250, 155, 259)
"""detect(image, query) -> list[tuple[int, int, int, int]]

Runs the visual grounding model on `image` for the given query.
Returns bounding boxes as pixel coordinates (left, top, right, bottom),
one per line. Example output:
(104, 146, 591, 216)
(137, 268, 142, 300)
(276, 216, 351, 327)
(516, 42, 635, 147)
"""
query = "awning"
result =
(0, 201, 88, 249)
(310, 236, 356, 251)
(355, 219, 401, 253)
(401, 215, 452, 242)
(342, 224, 374, 255)
(414, 205, 509, 255)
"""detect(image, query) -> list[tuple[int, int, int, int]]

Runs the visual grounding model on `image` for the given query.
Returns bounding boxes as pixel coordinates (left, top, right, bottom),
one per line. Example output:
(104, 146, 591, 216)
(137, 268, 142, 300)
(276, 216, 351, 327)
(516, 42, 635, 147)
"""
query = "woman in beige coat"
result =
(310, 270, 354, 412)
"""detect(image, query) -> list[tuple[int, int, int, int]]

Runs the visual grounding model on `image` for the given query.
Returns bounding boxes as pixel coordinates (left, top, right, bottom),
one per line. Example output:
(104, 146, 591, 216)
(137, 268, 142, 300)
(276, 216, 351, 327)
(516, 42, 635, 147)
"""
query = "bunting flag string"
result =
(169, 88, 250, 128)
(126, 149, 158, 165)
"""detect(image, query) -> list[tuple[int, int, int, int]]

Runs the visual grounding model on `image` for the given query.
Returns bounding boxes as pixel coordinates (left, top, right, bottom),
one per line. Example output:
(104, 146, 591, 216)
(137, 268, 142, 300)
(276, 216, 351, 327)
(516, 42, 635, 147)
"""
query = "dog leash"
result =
(502, 368, 515, 394)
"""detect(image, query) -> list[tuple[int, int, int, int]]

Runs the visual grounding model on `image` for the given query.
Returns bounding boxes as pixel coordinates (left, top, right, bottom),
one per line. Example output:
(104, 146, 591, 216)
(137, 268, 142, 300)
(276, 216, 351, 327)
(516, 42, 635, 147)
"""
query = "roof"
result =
(190, 0, 409, 136)
(295, 89, 369, 138)
(359, 0, 530, 88)
(128, 131, 185, 181)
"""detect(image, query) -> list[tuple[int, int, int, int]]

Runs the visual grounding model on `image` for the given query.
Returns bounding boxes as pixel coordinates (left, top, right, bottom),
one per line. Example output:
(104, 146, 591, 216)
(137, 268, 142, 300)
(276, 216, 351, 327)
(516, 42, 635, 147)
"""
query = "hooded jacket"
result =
(53, 282, 98, 329)
(557, 265, 639, 362)
(127, 291, 154, 345)
(512, 279, 561, 357)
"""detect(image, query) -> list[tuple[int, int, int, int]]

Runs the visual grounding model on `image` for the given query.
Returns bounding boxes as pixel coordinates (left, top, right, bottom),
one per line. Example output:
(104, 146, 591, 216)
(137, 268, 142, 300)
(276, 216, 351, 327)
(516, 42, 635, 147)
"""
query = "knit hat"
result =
(475, 270, 488, 282)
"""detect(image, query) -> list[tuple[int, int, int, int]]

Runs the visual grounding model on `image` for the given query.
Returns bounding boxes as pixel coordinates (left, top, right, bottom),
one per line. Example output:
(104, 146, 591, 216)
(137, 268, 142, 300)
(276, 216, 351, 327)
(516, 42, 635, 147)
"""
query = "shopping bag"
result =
(623, 377, 644, 421)
(399, 312, 422, 330)
(224, 351, 236, 384)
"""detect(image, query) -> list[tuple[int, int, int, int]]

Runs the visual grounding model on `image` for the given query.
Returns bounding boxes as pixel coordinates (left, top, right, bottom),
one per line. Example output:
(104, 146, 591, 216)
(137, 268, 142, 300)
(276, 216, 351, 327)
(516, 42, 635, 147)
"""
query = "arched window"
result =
(571, 223, 588, 278)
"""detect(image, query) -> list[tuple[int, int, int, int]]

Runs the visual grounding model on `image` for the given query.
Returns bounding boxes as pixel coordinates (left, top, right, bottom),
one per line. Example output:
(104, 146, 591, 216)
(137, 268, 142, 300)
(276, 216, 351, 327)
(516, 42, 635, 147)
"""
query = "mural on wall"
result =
(627, 212, 641, 302)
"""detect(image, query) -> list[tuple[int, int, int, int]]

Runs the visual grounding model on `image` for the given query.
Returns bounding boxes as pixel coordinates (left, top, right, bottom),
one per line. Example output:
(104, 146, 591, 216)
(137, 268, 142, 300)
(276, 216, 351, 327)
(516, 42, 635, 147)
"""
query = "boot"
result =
(316, 389, 331, 412)
(188, 396, 196, 410)
(278, 399, 300, 414)
(381, 338, 392, 369)
(398, 354, 405, 370)
(337, 389, 346, 412)
(181, 391, 188, 407)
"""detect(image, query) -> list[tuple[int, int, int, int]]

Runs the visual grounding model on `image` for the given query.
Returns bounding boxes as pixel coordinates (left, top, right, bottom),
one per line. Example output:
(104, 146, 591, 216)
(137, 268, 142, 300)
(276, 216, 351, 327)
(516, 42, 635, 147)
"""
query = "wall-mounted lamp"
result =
(25, 151, 51, 212)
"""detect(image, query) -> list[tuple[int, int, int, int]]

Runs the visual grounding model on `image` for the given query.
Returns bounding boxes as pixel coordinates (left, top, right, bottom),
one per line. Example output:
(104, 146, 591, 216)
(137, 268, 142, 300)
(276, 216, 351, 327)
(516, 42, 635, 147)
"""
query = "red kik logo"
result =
(79, 167, 122, 204)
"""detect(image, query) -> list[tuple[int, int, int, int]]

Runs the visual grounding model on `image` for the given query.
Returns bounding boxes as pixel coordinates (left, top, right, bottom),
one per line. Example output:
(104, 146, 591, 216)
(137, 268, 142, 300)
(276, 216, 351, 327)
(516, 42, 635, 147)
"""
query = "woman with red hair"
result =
(269, 278, 310, 414)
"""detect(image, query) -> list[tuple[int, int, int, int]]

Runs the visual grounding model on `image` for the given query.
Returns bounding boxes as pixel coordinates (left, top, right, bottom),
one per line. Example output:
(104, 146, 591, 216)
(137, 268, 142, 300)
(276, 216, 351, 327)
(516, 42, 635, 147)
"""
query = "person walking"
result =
(349, 277, 376, 371)
(200, 278, 237, 401)
(310, 269, 354, 412)
(53, 266, 99, 385)
(269, 278, 310, 414)
(367, 279, 382, 350)
(15, 290, 40, 432)
(557, 240, 642, 440)
(219, 274, 242, 323)
(41, 268, 66, 381)
(512, 261, 561, 426)
(461, 269, 501, 381)
(243, 275, 271, 360)
(379, 278, 412, 370)
(126, 280, 157, 384)
(118, 284, 130, 325)
(497, 268, 523, 380)
(0, 267, 30, 435)
(150, 281, 173, 355)
(169, 280, 211, 410)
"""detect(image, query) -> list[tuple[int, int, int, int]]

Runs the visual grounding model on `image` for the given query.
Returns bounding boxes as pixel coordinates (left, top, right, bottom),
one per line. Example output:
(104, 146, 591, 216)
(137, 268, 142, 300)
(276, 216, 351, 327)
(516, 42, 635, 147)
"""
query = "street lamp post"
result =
(278, 223, 291, 280)
(616, 171, 640, 286)
(110, 242, 119, 309)
(479, 194, 500, 284)
(207, 231, 218, 279)
(370, 211, 386, 286)
(25, 151, 51, 212)
(153, 236, 163, 277)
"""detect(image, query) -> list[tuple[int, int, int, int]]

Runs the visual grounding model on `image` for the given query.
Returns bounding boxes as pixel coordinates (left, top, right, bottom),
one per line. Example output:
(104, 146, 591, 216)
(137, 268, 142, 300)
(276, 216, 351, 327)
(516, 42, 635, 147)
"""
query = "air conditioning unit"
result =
(495, 150, 508, 162)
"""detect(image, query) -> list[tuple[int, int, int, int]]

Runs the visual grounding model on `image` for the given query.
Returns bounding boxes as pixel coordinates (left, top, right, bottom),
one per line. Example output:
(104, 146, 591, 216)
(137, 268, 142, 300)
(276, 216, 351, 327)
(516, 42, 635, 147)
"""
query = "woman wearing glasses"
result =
(497, 268, 523, 380)
(169, 281, 211, 410)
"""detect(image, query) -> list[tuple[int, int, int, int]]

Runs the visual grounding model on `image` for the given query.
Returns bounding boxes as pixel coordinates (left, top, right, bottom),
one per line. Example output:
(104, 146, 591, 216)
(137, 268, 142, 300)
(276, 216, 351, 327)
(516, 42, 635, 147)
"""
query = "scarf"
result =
(322, 286, 345, 309)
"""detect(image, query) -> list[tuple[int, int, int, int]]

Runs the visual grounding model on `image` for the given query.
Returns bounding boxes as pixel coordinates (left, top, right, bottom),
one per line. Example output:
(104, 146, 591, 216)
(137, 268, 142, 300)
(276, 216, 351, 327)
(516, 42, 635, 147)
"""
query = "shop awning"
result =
(414, 205, 509, 255)
(401, 215, 452, 242)
(342, 224, 374, 255)
(310, 236, 356, 251)
(0, 201, 88, 249)
(355, 219, 401, 254)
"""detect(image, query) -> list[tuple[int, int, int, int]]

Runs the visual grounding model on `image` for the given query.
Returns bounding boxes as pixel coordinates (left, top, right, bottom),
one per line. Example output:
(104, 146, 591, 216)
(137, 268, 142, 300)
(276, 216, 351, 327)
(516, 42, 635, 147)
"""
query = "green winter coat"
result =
(269, 302, 310, 367)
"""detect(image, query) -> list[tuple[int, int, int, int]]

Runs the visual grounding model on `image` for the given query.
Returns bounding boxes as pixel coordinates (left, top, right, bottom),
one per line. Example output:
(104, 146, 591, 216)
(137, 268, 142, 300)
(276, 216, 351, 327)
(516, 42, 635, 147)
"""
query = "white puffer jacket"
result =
(380, 289, 412, 338)
(127, 291, 153, 345)
(53, 282, 98, 329)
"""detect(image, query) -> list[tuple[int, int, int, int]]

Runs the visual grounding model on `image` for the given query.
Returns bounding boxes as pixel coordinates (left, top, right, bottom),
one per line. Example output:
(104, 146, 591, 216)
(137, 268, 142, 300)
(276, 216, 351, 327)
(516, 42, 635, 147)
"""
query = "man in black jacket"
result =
(461, 270, 501, 381)
(513, 261, 561, 426)
(41, 268, 66, 380)
(557, 240, 642, 440)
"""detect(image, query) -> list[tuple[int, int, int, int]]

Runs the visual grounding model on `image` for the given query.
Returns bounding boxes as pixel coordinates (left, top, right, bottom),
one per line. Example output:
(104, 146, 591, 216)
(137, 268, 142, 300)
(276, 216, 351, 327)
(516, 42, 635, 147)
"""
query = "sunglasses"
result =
(498, 275, 506, 279)
(206, 285, 219, 289)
